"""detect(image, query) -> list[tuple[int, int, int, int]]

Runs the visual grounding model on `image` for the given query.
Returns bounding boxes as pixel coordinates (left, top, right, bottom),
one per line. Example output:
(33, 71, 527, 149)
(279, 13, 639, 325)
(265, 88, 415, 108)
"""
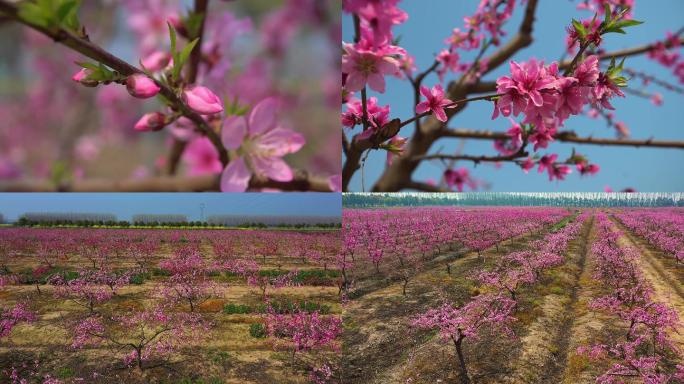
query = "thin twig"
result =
(438, 128, 684, 149)
(399, 93, 502, 129)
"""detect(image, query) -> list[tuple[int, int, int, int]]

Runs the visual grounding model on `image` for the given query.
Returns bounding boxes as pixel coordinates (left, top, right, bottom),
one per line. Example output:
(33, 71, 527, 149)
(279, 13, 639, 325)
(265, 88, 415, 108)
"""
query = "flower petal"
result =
(222, 116, 247, 150)
(367, 73, 386, 93)
(434, 107, 447, 122)
(249, 98, 279, 135)
(256, 128, 305, 156)
(251, 156, 293, 182)
(220, 157, 251, 192)
(415, 101, 430, 114)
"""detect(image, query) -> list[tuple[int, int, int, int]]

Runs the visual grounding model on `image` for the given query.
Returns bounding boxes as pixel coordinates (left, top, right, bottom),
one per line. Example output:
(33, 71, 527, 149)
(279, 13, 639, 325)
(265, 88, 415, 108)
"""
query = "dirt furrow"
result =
(613, 221, 684, 349)
(502, 216, 594, 384)
(558, 215, 619, 384)
(612, 218, 684, 301)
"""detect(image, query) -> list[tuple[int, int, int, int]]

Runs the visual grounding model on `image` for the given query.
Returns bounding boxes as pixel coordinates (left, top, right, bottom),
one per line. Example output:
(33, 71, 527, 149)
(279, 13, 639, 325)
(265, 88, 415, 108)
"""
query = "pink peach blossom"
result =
(342, 42, 400, 93)
(415, 84, 455, 122)
(183, 137, 223, 176)
(220, 98, 305, 192)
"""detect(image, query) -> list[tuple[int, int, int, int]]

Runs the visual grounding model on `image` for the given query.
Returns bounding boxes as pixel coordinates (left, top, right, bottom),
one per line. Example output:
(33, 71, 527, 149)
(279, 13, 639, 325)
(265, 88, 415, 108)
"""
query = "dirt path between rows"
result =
(557, 215, 622, 384)
(502, 216, 594, 384)
(613, 219, 684, 350)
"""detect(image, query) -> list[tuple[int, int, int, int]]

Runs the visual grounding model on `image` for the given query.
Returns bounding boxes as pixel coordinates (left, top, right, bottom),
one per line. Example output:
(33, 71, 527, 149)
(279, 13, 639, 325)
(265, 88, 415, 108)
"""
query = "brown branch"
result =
(0, 0, 229, 166)
(589, 37, 684, 63)
(439, 128, 684, 149)
(415, 146, 528, 164)
(342, 119, 401, 191)
(166, 0, 209, 175)
(405, 181, 449, 192)
(342, 130, 350, 156)
(0, 172, 333, 192)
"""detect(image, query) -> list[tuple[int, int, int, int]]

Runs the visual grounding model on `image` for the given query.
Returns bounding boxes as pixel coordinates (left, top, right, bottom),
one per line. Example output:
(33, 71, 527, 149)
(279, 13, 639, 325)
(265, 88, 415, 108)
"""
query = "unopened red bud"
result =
(126, 74, 161, 99)
(134, 112, 167, 132)
(71, 68, 98, 87)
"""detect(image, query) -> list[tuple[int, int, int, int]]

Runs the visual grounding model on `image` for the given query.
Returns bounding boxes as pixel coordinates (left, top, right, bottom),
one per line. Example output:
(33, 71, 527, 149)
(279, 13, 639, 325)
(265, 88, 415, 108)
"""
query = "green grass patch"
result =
(223, 303, 252, 314)
(249, 323, 267, 338)
(55, 367, 76, 379)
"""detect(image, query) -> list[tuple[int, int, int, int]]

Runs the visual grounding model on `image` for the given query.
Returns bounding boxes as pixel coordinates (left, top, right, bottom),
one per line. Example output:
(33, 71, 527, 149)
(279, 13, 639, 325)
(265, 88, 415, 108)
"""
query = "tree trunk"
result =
(453, 336, 470, 384)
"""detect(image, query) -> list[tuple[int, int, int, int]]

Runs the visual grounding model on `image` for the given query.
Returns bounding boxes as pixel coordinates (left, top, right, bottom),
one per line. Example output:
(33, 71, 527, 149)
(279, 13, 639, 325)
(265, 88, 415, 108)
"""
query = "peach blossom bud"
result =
(134, 112, 167, 132)
(141, 51, 171, 72)
(182, 86, 224, 115)
(71, 69, 98, 87)
(126, 74, 161, 99)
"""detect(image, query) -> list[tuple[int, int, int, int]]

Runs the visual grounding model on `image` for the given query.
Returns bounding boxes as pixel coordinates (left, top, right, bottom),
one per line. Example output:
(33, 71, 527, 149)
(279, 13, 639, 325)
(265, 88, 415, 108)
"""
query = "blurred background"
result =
(0, 0, 341, 189)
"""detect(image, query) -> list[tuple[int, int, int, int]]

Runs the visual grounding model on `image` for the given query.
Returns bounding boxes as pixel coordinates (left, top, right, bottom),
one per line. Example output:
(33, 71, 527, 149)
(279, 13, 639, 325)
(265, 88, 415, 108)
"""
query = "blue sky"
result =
(0, 193, 341, 221)
(343, 0, 684, 192)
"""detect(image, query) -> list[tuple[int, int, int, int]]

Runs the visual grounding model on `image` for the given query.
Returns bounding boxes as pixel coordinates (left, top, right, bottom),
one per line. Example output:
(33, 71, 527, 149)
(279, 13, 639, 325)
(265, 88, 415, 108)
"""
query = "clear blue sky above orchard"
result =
(343, 0, 684, 192)
(0, 193, 341, 221)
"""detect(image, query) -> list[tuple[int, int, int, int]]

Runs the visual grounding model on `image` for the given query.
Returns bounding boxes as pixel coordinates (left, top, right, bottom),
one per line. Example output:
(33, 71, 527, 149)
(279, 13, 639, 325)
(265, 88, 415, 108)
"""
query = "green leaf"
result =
(17, 2, 52, 29)
(605, 27, 626, 34)
(55, 0, 78, 23)
(177, 38, 199, 73)
(571, 19, 586, 39)
(18, 0, 81, 31)
(613, 19, 643, 28)
(617, 57, 626, 73)
(75, 61, 99, 71)
(167, 22, 180, 82)
(603, 4, 612, 24)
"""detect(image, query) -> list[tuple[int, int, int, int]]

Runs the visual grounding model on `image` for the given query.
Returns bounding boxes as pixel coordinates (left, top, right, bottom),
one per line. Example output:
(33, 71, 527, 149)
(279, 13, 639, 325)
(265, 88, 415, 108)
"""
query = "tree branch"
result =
(0, 171, 333, 192)
(342, 119, 401, 191)
(439, 128, 684, 149)
(0, 0, 229, 166)
(415, 146, 528, 164)
(405, 181, 449, 192)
